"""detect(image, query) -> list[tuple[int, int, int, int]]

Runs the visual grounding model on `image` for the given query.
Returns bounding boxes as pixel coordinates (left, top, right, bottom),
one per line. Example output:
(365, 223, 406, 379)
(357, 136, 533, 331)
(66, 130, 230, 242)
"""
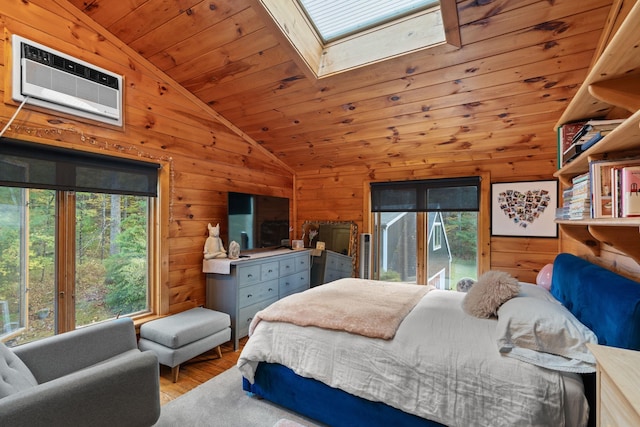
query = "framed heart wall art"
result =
(491, 180, 558, 237)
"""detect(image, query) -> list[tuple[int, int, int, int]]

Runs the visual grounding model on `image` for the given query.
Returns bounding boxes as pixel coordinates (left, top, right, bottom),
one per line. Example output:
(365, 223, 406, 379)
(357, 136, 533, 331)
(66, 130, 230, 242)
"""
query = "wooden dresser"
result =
(204, 249, 311, 350)
(588, 343, 640, 427)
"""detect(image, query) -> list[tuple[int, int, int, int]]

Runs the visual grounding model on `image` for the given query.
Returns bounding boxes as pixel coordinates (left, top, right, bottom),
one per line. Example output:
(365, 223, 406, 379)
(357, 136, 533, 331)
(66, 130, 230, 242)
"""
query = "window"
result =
(370, 177, 481, 289)
(257, 0, 460, 78)
(298, 0, 440, 43)
(0, 138, 162, 345)
(432, 220, 442, 251)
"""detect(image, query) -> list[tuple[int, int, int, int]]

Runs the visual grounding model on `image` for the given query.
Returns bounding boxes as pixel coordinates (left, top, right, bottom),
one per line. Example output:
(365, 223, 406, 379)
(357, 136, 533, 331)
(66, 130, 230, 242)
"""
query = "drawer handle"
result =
(268, 288, 274, 292)
(284, 282, 290, 286)
(247, 317, 252, 323)
(247, 294, 253, 298)
(268, 269, 273, 273)
(247, 274, 253, 278)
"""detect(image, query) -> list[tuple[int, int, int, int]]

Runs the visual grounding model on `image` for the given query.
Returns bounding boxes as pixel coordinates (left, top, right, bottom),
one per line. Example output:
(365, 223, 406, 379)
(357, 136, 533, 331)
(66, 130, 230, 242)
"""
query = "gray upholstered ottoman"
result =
(138, 307, 230, 382)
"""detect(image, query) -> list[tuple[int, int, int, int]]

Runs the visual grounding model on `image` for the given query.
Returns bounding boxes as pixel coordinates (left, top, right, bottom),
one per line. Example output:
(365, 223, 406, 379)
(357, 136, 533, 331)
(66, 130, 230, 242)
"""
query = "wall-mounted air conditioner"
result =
(11, 35, 123, 127)
(359, 233, 372, 279)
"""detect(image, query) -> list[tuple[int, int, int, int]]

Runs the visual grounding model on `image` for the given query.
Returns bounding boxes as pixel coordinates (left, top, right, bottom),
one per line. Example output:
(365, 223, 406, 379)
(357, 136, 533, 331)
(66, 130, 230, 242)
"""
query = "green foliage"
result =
(105, 256, 147, 314)
(1, 188, 151, 344)
(379, 270, 402, 282)
(443, 212, 477, 260)
(104, 197, 148, 314)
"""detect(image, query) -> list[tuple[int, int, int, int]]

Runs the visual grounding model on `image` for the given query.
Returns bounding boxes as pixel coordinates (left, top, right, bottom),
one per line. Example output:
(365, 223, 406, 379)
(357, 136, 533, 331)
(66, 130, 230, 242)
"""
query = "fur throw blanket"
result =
(249, 278, 434, 340)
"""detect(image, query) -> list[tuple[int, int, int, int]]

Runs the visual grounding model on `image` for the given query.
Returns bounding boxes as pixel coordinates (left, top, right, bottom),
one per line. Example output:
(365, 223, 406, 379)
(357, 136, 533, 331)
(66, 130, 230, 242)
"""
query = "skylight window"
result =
(255, 0, 459, 79)
(298, 0, 440, 43)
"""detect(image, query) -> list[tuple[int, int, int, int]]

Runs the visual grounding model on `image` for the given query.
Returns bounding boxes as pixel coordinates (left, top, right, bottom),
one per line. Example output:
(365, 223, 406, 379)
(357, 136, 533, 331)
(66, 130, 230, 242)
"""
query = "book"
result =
(611, 166, 622, 218)
(620, 166, 640, 217)
(590, 157, 640, 218)
(559, 173, 591, 220)
(558, 121, 587, 154)
(558, 121, 587, 167)
(561, 119, 624, 166)
(570, 118, 625, 145)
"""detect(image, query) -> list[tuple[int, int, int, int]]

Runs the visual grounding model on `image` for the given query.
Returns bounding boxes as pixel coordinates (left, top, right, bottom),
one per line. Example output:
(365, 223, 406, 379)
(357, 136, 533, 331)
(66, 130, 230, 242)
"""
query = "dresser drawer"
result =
(294, 254, 310, 272)
(261, 261, 280, 282)
(327, 255, 351, 274)
(325, 268, 350, 283)
(279, 270, 309, 298)
(279, 257, 297, 277)
(237, 264, 261, 287)
(238, 279, 278, 309)
(237, 297, 277, 338)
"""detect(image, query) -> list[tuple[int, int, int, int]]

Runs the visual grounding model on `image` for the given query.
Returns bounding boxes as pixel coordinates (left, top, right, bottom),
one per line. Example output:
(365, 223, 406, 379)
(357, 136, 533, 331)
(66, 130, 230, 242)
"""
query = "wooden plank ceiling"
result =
(67, 0, 614, 173)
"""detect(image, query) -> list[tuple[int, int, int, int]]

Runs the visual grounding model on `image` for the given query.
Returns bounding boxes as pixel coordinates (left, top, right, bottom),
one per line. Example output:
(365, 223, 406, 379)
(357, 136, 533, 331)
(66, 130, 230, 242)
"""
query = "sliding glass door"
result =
(371, 177, 480, 289)
(0, 138, 158, 346)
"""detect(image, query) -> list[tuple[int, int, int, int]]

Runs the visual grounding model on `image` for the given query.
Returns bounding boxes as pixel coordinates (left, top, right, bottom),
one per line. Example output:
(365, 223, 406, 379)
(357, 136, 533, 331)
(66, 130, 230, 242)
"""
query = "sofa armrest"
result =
(0, 350, 160, 427)
(13, 317, 138, 383)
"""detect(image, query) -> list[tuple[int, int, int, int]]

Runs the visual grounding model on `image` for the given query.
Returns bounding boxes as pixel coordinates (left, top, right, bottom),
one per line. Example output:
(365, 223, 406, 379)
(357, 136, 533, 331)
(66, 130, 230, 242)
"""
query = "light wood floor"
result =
(159, 337, 247, 405)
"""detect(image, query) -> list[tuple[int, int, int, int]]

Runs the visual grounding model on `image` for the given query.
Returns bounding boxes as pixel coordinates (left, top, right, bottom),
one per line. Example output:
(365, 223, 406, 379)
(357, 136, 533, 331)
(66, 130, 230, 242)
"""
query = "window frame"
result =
(432, 220, 442, 251)
(252, 0, 461, 79)
(0, 139, 169, 337)
(363, 172, 490, 284)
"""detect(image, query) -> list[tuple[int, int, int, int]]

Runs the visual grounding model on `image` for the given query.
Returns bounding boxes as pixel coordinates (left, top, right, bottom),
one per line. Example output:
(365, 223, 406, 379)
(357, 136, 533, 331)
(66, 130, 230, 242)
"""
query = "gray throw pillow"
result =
(0, 342, 38, 398)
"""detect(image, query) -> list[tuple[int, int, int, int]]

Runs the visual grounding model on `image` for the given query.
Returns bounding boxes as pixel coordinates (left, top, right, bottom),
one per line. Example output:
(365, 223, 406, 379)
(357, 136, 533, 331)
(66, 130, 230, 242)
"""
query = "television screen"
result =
(228, 192, 290, 252)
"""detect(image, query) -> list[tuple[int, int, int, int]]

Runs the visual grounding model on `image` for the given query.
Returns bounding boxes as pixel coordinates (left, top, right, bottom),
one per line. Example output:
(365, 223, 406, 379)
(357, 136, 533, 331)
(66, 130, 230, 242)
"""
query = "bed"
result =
(237, 253, 640, 427)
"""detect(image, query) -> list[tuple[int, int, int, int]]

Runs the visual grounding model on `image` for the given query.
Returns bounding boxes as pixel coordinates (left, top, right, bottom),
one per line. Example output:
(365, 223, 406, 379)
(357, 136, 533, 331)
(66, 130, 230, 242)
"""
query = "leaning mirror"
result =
(302, 220, 358, 285)
(301, 220, 358, 256)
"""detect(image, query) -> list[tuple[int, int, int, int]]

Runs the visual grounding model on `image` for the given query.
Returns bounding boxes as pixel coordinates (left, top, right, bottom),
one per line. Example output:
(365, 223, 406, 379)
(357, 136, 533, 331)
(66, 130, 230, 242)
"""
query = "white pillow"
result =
(517, 282, 559, 303)
(496, 296, 597, 373)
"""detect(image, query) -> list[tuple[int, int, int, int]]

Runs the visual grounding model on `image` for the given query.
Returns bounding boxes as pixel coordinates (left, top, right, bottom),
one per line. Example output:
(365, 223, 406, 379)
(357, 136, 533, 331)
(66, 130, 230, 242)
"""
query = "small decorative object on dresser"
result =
(228, 241, 240, 259)
(203, 223, 227, 259)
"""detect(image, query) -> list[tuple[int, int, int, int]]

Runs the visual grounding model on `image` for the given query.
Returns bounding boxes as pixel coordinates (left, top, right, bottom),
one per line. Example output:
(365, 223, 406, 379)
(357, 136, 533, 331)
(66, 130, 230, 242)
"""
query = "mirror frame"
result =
(302, 220, 358, 258)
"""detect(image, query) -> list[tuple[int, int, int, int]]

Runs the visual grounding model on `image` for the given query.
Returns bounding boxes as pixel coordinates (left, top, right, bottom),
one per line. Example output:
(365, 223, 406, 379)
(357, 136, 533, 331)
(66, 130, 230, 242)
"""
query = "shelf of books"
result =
(554, 110, 640, 184)
(552, 1, 640, 262)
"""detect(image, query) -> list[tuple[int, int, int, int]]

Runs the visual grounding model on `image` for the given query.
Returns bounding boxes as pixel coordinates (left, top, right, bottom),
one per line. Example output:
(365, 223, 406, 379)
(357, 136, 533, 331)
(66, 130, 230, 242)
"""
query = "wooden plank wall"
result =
(0, 0, 293, 314)
(295, 156, 561, 284)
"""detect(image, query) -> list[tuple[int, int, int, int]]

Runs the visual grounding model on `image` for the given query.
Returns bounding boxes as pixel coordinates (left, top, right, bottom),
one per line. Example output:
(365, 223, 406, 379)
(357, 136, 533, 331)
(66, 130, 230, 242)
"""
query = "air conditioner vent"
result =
(11, 35, 123, 126)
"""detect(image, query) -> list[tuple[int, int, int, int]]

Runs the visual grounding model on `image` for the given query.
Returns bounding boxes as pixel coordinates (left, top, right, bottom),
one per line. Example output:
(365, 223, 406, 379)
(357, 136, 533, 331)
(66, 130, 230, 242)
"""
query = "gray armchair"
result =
(0, 317, 160, 427)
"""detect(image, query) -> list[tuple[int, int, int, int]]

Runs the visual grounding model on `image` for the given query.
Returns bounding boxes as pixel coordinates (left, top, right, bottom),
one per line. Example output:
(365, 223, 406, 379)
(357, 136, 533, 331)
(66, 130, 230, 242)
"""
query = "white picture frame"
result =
(491, 180, 558, 237)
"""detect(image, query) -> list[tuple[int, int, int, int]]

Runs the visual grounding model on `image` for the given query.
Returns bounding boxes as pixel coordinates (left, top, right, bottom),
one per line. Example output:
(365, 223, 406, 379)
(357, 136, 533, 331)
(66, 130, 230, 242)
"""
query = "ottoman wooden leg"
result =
(215, 345, 222, 358)
(171, 365, 180, 383)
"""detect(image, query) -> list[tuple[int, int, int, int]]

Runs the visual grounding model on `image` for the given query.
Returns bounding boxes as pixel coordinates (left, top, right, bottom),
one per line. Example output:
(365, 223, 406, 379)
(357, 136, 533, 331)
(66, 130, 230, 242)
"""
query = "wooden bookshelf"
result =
(554, 1, 640, 262)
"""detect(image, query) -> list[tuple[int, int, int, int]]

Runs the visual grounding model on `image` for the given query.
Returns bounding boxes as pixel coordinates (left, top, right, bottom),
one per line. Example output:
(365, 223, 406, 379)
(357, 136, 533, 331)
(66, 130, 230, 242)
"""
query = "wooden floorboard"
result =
(159, 337, 247, 405)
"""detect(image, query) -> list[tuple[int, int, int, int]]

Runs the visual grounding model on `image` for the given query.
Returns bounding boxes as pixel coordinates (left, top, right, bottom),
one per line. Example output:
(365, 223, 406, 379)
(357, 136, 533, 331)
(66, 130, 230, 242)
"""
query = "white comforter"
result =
(237, 289, 588, 427)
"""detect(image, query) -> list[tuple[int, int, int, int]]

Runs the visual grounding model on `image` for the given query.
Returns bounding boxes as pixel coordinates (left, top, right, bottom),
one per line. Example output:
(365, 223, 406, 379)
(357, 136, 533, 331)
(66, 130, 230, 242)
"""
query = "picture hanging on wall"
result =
(491, 180, 558, 237)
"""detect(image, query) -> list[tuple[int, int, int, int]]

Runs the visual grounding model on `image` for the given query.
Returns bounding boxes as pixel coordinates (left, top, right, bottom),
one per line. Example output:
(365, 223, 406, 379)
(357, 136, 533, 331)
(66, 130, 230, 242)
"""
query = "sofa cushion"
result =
(0, 343, 38, 398)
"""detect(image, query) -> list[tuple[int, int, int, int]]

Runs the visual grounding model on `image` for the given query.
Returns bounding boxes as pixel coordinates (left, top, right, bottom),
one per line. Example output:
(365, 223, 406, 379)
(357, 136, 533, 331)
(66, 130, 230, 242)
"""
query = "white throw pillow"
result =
(517, 282, 559, 303)
(0, 343, 38, 398)
(496, 296, 597, 373)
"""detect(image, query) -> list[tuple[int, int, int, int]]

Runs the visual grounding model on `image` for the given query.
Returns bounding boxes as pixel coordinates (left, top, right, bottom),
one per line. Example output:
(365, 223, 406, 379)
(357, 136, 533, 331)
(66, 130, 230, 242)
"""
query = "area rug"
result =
(154, 367, 325, 427)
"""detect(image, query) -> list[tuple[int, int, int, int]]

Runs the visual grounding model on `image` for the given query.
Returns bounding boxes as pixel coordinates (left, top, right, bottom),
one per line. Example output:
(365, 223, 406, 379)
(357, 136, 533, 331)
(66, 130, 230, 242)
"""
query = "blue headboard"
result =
(551, 253, 640, 350)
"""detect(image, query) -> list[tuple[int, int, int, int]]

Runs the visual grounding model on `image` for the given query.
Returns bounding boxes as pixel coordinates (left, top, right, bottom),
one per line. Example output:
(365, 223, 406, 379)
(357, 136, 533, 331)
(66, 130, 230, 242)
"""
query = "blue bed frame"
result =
(243, 253, 640, 427)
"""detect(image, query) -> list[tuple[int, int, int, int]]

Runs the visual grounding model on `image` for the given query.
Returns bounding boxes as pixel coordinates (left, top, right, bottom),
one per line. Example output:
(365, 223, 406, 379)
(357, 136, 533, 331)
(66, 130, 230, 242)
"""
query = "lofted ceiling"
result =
(67, 0, 616, 173)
